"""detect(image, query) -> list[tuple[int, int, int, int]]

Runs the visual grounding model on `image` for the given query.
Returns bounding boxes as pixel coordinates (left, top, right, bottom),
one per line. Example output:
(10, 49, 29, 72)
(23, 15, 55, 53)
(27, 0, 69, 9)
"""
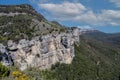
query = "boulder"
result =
(61, 36, 68, 48)
(0, 43, 6, 53)
(7, 40, 17, 51)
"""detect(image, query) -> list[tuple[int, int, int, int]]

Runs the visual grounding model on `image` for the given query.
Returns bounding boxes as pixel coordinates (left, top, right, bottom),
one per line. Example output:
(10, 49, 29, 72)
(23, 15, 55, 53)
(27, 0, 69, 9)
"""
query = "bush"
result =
(12, 70, 30, 80)
(0, 62, 10, 77)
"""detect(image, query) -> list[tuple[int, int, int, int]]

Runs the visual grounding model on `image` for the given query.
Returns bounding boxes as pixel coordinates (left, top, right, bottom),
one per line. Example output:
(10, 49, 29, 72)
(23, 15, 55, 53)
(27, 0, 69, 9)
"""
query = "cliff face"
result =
(0, 29, 80, 71)
(0, 4, 80, 71)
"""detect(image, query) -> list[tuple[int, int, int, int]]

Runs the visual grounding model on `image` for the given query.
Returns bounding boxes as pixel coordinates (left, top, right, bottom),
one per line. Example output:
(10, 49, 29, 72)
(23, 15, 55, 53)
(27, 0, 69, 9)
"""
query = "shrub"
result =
(0, 62, 10, 77)
(12, 70, 29, 80)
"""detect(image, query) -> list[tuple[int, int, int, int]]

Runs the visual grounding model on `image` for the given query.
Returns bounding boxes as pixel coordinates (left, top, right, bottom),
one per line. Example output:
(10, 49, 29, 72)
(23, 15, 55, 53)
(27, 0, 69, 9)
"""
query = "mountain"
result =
(0, 4, 120, 80)
(0, 4, 66, 44)
(84, 30, 120, 48)
(36, 31, 120, 80)
(0, 4, 80, 80)
(0, 4, 45, 21)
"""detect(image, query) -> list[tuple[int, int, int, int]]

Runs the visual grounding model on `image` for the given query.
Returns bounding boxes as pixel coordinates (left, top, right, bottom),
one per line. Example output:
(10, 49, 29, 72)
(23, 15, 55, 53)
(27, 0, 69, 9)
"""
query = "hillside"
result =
(84, 31, 120, 48)
(32, 31, 120, 80)
(0, 4, 66, 44)
(1, 31, 120, 80)
(0, 4, 45, 21)
(0, 4, 120, 80)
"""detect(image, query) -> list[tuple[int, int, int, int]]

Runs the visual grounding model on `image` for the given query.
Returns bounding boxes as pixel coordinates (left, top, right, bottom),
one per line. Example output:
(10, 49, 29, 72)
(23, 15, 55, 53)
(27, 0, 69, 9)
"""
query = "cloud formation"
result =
(38, 2, 120, 26)
(78, 25, 93, 30)
(108, 0, 120, 7)
(39, 2, 86, 15)
(98, 10, 120, 26)
(30, 0, 48, 3)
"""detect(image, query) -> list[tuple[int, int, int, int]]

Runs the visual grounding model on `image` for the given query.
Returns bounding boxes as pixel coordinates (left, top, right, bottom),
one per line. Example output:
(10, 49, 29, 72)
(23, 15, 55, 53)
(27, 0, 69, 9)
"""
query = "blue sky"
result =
(0, 0, 120, 33)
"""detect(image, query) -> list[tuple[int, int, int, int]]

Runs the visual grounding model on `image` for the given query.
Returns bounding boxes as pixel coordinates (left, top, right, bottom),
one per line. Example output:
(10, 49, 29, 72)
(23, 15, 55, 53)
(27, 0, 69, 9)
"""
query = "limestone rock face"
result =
(7, 40, 17, 51)
(0, 44, 6, 53)
(0, 28, 80, 71)
(0, 43, 13, 66)
(73, 28, 80, 42)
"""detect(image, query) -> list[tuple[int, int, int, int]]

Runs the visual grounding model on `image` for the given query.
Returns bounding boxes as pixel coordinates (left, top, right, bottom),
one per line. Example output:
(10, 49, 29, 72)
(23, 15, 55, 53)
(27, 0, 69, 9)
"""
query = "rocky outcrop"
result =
(0, 28, 80, 71)
(0, 44, 13, 66)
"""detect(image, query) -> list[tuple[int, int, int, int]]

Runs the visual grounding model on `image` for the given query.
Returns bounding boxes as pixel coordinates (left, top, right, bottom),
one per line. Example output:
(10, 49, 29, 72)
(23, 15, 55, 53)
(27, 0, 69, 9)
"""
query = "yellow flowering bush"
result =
(12, 70, 29, 80)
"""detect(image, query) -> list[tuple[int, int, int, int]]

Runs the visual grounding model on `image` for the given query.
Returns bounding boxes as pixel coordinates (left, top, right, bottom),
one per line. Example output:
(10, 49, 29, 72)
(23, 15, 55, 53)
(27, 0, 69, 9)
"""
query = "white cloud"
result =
(38, 2, 120, 26)
(73, 11, 98, 25)
(108, 0, 120, 7)
(78, 25, 92, 30)
(39, 2, 86, 15)
(39, 2, 96, 23)
(97, 10, 120, 26)
(30, 0, 49, 3)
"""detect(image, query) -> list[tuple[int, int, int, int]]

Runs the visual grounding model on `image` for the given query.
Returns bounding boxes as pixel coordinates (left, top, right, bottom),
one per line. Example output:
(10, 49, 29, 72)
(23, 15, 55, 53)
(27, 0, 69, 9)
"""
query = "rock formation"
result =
(0, 28, 80, 71)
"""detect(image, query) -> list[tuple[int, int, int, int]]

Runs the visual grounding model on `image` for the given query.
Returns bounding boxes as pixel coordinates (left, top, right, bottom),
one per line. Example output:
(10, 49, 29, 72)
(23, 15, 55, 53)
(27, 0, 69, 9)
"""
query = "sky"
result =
(0, 0, 120, 33)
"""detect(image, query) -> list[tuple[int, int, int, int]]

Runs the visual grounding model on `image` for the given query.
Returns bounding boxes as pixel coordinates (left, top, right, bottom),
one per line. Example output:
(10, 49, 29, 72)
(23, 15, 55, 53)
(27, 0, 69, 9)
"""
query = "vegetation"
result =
(0, 62, 10, 78)
(0, 4, 45, 21)
(0, 15, 66, 44)
(0, 4, 67, 44)
(84, 31, 120, 48)
(13, 33, 119, 80)
(0, 4, 120, 80)
(0, 15, 34, 43)
(12, 70, 30, 80)
(1, 31, 120, 80)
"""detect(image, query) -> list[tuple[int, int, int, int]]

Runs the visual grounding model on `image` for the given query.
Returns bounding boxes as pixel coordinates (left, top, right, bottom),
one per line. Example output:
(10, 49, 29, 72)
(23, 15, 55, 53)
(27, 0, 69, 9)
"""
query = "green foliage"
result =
(0, 62, 10, 78)
(0, 4, 67, 44)
(38, 35, 120, 80)
(0, 36, 7, 43)
(0, 4, 45, 21)
(0, 15, 34, 43)
(0, 15, 67, 44)
(4, 32, 118, 80)
(60, 28, 66, 32)
(84, 31, 120, 48)
(1, 4, 120, 80)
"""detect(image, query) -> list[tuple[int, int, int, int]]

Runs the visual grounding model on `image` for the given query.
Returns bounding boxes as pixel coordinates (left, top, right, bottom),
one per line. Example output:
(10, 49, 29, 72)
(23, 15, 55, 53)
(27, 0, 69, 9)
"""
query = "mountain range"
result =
(0, 4, 120, 80)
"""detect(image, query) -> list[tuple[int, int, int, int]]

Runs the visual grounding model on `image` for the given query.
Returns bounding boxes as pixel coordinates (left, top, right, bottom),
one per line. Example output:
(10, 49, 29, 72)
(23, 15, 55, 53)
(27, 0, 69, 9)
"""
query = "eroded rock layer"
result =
(0, 29, 80, 71)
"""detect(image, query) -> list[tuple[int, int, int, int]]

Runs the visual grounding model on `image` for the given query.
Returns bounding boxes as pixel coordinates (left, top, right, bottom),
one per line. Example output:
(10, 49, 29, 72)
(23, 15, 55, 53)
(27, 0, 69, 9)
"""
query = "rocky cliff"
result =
(0, 28, 80, 71)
